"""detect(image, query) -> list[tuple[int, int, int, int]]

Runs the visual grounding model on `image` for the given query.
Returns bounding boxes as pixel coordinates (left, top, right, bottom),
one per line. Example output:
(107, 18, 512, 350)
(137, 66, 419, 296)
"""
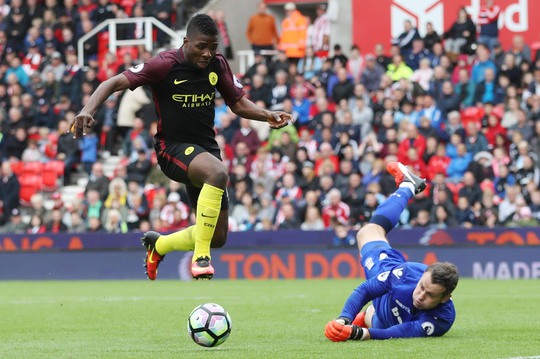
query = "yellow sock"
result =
(193, 183, 223, 262)
(155, 226, 195, 255)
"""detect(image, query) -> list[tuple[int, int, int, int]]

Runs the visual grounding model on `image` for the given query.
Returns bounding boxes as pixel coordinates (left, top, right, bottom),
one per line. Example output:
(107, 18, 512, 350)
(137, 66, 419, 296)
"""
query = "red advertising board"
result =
(353, 0, 540, 54)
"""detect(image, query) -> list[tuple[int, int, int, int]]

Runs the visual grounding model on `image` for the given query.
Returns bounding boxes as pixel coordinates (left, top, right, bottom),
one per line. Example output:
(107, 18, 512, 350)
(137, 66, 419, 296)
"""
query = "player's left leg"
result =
(144, 143, 227, 280)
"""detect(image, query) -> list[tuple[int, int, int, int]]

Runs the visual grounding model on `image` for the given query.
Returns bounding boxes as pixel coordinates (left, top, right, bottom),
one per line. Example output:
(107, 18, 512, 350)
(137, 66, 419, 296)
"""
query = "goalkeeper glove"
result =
(324, 317, 368, 342)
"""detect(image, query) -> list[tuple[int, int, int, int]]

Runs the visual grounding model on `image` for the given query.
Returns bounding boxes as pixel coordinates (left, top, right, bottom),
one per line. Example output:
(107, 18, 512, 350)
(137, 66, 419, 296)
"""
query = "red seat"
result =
(41, 171, 59, 191)
(19, 175, 43, 187)
(21, 162, 44, 176)
(19, 176, 42, 206)
(19, 186, 40, 206)
(44, 160, 65, 176)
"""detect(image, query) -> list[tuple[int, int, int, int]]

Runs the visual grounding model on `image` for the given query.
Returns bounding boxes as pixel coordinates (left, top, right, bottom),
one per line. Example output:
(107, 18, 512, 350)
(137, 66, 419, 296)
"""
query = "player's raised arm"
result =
(229, 96, 294, 129)
(70, 73, 131, 139)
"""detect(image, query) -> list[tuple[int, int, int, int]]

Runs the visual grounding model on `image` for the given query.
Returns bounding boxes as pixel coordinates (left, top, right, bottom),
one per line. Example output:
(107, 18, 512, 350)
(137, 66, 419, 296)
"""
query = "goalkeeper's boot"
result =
(387, 161, 427, 195)
(191, 256, 214, 280)
(352, 311, 368, 328)
(141, 231, 164, 280)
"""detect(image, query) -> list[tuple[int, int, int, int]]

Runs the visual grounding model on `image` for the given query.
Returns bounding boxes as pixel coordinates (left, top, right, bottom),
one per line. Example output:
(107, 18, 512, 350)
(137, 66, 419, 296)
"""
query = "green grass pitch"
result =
(1, 279, 539, 359)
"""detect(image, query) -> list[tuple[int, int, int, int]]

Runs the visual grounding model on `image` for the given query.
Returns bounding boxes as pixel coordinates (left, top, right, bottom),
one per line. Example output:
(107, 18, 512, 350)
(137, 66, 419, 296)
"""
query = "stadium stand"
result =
(0, 1, 540, 235)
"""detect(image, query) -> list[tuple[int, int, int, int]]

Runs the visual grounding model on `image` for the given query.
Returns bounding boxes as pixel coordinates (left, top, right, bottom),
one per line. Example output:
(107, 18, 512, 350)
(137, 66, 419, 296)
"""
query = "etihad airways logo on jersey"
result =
(171, 92, 215, 107)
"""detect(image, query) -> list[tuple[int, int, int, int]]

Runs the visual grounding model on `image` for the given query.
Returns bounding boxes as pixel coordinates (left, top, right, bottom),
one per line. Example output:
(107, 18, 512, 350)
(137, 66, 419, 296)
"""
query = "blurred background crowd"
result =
(0, 0, 540, 245)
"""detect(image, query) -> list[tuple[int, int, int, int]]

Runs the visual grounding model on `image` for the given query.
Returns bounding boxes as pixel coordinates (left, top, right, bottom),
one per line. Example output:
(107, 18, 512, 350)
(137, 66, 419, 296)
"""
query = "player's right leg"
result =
(185, 152, 229, 280)
(357, 161, 426, 252)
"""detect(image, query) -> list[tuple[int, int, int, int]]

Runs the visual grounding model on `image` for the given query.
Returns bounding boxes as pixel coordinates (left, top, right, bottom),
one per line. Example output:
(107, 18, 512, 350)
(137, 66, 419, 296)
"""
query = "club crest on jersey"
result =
(209, 72, 218, 86)
(129, 64, 144, 73)
(421, 321, 435, 336)
(185, 146, 194, 155)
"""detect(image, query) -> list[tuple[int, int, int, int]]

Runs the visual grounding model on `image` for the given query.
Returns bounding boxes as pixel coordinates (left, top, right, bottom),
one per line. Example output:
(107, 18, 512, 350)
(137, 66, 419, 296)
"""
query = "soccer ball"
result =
(187, 303, 232, 347)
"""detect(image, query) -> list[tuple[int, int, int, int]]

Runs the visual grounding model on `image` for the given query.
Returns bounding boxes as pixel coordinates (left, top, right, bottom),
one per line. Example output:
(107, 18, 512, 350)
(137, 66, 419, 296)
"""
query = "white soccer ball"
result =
(187, 303, 232, 347)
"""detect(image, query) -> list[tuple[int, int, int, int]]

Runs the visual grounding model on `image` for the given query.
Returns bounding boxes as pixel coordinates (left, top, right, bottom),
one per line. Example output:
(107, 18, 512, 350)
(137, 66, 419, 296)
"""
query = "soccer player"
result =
(325, 162, 459, 341)
(70, 14, 293, 280)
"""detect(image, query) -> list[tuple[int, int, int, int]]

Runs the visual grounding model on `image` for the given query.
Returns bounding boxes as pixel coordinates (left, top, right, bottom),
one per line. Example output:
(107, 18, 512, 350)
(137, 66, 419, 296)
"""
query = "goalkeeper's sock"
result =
(193, 183, 223, 262)
(369, 187, 412, 234)
(155, 226, 195, 254)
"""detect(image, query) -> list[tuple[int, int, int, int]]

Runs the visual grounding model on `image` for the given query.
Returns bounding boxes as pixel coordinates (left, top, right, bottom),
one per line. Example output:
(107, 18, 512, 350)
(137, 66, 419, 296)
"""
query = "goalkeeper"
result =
(325, 162, 459, 341)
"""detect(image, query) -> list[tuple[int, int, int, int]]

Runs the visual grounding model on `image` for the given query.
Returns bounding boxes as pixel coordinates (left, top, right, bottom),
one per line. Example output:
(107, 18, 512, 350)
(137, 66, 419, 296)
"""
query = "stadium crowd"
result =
(1, 1, 540, 241)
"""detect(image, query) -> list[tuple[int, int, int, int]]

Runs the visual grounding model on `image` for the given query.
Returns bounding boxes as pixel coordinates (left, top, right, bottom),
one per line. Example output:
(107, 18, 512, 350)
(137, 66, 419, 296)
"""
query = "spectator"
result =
(438, 81, 461, 120)
(391, 19, 420, 57)
(455, 196, 476, 228)
(275, 201, 301, 229)
(331, 223, 356, 247)
(26, 214, 45, 234)
(310, 4, 330, 58)
(214, 10, 234, 60)
(0, 161, 20, 222)
(458, 171, 483, 206)
(275, 172, 303, 205)
(298, 46, 323, 81)
(103, 208, 129, 233)
(80, 128, 98, 175)
(231, 118, 261, 157)
(431, 204, 458, 228)
(410, 58, 434, 92)
(406, 38, 432, 71)
(398, 122, 426, 163)
(56, 119, 79, 185)
(126, 148, 152, 185)
(45, 208, 68, 233)
(0, 208, 26, 233)
(454, 68, 476, 107)
(122, 118, 151, 160)
(279, 2, 308, 62)
(442, 7, 476, 59)
(508, 110, 534, 142)
(246, 2, 279, 55)
(471, 44, 497, 84)
(386, 54, 413, 82)
(346, 45, 365, 84)
(269, 70, 290, 111)
(322, 188, 350, 229)
(464, 122, 489, 154)
(3, 127, 28, 161)
(499, 53, 522, 88)
(477, 0, 501, 52)
(300, 205, 325, 230)
(508, 35, 531, 66)
(329, 44, 348, 68)
(373, 43, 391, 69)
(360, 53, 384, 94)
(447, 143, 473, 182)
(85, 162, 110, 202)
(423, 22, 441, 52)
(474, 68, 503, 105)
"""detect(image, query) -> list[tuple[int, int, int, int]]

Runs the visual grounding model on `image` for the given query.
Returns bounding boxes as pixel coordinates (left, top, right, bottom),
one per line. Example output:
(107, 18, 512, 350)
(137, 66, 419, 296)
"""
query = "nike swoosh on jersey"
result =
(174, 79, 188, 85)
(201, 213, 217, 218)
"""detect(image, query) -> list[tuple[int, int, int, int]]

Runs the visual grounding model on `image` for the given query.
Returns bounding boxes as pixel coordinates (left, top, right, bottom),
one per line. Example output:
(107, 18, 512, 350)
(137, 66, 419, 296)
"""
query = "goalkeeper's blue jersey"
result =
(340, 262, 456, 340)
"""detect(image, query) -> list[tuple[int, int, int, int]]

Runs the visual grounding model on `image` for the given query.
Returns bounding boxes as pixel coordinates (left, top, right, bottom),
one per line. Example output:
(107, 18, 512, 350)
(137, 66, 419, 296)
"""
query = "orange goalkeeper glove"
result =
(324, 317, 367, 342)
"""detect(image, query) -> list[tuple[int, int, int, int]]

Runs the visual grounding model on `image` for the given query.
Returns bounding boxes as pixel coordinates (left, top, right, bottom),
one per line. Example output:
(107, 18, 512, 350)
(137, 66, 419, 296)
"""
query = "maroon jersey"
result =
(123, 48, 245, 150)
